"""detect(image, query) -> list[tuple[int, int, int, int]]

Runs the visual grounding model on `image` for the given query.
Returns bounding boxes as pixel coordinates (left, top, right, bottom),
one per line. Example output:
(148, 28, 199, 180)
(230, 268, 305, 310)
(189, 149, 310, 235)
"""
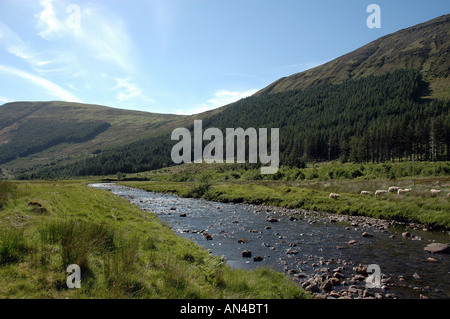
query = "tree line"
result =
(0, 119, 110, 164)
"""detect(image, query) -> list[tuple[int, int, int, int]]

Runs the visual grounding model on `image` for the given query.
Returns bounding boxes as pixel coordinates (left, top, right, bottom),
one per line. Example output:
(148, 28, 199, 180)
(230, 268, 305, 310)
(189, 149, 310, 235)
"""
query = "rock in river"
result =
(424, 243, 450, 254)
(253, 256, 263, 262)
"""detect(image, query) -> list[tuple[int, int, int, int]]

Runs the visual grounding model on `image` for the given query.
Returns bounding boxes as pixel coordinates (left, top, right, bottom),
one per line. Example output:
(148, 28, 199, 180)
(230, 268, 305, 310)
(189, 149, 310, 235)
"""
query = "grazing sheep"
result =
(329, 193, 340, 199)
(447, 192, 450, 197)
(430, 189, 443, 197)
(397, 188, 412, 195)
(360, 191, 371, 195)
(388, 186, 400, 193)
(375, 190, 389, 196)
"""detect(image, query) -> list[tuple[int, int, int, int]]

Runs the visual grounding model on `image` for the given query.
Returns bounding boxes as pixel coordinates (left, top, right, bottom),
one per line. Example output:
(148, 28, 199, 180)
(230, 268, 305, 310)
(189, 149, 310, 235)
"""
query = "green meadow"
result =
(0, 180, 307, 299)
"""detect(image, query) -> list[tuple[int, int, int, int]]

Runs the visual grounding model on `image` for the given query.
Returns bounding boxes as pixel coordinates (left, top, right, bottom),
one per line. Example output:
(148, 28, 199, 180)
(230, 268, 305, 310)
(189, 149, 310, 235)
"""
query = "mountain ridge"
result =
(255, 14, 450, 99)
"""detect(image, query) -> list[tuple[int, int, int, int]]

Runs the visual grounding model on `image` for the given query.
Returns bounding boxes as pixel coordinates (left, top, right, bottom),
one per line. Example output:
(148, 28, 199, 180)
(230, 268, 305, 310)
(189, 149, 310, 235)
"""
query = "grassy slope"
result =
(0, 101, 185, 173)
(0, 181, 307, 299)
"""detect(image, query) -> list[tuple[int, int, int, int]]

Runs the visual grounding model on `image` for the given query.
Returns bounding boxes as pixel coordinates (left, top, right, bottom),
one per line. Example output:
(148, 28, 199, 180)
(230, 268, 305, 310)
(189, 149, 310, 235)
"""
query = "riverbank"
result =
(120, 179, 450, 230)
(100, 183, 450, 299)
(0, 180, 308, 299)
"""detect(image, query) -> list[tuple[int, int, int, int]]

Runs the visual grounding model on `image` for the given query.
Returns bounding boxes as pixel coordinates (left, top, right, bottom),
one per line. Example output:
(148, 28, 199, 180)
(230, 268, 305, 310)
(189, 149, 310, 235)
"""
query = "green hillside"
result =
(255, 14, 450, 100)
(22, 69, 449, 179)
(0, 101, 187, 177)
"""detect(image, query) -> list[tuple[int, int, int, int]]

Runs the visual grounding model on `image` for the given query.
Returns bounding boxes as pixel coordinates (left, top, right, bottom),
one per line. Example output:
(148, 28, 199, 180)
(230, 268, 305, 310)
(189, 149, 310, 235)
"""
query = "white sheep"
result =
(375, 190, 389, 196)
(360, 191, 371, 195)
(329, 193, 340, 199)
(397, 188, 412, 195)
(447, 192, 450, 197)
(388, 186, 400, 193)
(430, 189, 443, 197)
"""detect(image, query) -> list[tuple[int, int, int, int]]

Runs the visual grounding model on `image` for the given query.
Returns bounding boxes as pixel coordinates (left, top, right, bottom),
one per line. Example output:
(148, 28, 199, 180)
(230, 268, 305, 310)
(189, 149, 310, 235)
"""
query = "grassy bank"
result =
(121, 177, 450, 230)
(0, 180, 307, 299)
(127, 161, 450, 182)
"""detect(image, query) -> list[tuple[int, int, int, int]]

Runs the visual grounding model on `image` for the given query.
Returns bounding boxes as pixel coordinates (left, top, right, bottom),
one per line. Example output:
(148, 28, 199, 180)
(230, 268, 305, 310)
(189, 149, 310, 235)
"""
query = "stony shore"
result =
(121, 190, 449, 299)
(246, 203, 449, 299)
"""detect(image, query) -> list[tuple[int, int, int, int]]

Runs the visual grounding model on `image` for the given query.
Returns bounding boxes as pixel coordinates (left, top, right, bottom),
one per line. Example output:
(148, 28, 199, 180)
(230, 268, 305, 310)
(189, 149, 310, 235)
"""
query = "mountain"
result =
(1, 14, 449, 179)
(255, 14, 450, 100)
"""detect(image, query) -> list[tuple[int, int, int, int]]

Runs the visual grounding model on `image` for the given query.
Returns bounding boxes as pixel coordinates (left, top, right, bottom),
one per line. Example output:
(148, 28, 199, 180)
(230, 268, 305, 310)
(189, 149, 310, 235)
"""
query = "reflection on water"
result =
(90, 183, 450, 299)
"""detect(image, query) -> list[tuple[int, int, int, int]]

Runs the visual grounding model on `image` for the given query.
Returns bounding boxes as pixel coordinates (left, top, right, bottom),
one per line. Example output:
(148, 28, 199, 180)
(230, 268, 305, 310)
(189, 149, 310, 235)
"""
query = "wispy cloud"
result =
(114, 77, 155, 104)
(0, 0, 154, 106)
(0, 21, 33, 61)
(176, 89, 258, 115)
(34, 0, 136, 74)
(0, 64, 80, 102)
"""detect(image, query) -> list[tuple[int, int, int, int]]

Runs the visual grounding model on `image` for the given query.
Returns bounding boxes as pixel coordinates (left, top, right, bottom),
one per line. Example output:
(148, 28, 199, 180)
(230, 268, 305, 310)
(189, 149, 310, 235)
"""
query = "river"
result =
(89, 183, 450, 299)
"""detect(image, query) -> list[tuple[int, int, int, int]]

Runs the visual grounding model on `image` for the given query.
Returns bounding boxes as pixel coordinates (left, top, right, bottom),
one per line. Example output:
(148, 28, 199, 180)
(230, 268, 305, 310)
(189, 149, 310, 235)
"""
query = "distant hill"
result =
(0, 101, 186, 174)
(255, 14, 450, 100)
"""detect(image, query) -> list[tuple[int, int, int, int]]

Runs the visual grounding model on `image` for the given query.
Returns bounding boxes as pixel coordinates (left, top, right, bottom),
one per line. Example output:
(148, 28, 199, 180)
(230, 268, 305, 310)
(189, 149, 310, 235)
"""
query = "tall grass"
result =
(0, 228, 27, 265)
(103, 240, 144, 297)
(0, 181, 16, 209)
(39, 220, 116, 272)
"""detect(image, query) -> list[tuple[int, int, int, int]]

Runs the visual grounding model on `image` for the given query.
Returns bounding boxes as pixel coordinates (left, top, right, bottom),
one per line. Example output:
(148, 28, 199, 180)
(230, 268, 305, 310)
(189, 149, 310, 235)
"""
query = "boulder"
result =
(288, 269, 298, 275)
(424, 243, 450, 254)
(242, 250, 252, 258)
(322, 280, 333, 292)
(306, 284, 320, 293)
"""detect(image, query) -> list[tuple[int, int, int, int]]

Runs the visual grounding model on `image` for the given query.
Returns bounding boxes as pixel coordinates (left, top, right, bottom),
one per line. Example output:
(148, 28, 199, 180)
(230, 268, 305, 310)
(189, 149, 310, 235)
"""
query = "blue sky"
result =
(0, 0, 449, 114)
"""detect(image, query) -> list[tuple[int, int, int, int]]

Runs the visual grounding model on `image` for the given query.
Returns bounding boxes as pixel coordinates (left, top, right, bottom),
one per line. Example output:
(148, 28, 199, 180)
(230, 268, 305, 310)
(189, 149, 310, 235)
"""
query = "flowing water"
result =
(90, 183, 450, 299)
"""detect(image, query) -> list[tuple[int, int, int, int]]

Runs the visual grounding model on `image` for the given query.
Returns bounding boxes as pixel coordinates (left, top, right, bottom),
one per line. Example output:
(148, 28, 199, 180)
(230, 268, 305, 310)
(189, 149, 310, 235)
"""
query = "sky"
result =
(0, 0, 449, 115)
